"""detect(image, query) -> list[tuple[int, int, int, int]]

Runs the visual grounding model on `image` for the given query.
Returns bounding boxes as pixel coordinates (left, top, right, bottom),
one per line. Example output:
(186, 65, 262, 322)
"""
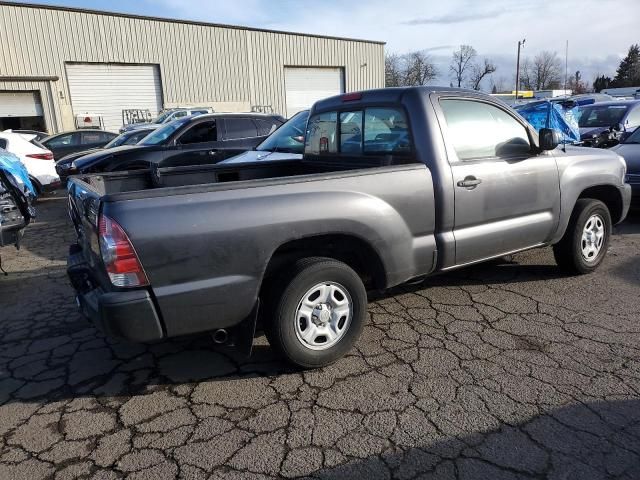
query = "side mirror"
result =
(539, 128, 560, 151)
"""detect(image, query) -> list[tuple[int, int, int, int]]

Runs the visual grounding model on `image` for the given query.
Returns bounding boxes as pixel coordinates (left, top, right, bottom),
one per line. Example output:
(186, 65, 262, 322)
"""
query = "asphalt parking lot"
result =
(1, 193, 639, 480)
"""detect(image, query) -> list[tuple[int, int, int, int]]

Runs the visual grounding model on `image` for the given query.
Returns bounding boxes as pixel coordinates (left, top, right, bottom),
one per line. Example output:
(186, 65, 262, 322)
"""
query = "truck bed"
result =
(73, 157, 393, 201)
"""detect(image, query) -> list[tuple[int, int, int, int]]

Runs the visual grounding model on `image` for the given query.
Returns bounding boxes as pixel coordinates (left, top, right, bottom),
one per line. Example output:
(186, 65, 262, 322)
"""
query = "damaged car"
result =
(0, 149, 36, 250)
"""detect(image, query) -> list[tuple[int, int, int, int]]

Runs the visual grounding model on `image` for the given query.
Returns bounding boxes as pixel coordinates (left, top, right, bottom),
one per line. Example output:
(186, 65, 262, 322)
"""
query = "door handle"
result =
(208, 150, 218, 156)
(457, 176, 482, 189)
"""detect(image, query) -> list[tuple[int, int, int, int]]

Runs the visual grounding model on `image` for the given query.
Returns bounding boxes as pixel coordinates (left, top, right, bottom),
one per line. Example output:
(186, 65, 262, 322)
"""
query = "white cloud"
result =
(147, 0, 634, 87)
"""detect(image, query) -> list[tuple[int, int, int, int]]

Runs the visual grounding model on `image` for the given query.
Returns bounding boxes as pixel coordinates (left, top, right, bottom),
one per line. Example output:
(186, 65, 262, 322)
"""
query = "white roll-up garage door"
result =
(66, 63, 163, 133)
(284, 67, 344, 118)
(0, 92, 43, 117)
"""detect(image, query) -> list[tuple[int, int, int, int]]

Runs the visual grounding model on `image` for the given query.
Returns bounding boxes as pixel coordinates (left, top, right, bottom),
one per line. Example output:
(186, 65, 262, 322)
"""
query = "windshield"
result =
(104, 133, 130, 148)
(256, 111, 309, 153)
(153, 111, 173, 124)
(139, 118, 190, 145)
(624, 127, 640, 144)
(578, 105, 629, 128)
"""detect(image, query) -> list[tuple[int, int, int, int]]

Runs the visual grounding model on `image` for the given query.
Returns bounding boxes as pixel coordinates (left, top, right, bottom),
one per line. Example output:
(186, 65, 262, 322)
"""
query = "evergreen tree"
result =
(593, 75, 612, 93)
(612, 44, 640, 87)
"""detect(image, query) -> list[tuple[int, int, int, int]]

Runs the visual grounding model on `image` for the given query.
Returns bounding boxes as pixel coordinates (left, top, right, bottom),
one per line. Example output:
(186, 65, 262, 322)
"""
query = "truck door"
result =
(436, 97, 561, 266)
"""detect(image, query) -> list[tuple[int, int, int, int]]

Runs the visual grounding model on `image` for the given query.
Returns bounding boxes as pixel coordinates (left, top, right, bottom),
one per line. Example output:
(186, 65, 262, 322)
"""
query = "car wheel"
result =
(265, 257, 367, 368)
(553, 199, 612, 274)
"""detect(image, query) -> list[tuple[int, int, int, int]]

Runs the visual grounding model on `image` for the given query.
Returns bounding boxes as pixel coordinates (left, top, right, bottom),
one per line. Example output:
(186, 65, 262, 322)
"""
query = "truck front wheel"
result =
(265, 257, 367, 368)
(553, 199, 612, 274)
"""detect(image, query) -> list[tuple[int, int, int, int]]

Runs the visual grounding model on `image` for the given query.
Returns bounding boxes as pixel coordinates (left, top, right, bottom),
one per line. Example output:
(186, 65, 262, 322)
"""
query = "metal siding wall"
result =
(0, 4, 384, 131)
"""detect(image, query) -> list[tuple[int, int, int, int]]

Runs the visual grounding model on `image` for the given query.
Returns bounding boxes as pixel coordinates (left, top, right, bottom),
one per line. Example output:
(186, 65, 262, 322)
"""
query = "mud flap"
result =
(232, 299, 260, 357)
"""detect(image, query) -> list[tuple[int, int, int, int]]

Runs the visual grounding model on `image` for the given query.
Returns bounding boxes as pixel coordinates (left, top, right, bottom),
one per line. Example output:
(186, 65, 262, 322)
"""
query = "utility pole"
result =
(564, 40, 569, 92)
(515, 38, 525, 100)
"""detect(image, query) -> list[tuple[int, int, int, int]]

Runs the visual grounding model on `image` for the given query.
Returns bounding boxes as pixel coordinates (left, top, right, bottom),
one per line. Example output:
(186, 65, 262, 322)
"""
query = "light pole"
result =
(515, 38, 525, 100)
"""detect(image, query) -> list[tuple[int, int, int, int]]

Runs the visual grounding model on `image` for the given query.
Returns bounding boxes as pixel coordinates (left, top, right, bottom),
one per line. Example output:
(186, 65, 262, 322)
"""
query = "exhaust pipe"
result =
(212, 329, 228, 344)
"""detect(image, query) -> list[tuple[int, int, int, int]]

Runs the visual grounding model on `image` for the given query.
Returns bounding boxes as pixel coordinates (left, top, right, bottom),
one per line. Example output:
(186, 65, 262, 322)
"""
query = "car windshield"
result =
(256, 111, 309, 153)
(139, 118, 190, 145)
(153, 111, 173, 124)
(104, 133, 131, 148)
(578, 105, 629, 128)
(623, 127, 640, 144)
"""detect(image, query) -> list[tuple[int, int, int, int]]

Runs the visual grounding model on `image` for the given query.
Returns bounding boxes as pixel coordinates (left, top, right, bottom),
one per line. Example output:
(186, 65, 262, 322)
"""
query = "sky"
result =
(17, 0, 637, 90)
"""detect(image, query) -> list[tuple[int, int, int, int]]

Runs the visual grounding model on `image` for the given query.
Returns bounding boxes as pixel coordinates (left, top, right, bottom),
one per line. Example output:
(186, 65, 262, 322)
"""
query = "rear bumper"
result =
(67, 246, 164, 342)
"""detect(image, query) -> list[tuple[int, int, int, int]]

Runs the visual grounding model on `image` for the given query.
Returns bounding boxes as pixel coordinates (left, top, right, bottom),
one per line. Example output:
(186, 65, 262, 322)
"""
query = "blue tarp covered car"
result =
(514, 100, 581, 144)
(0, 148, 36, 249)
(0, 148, 37, 197)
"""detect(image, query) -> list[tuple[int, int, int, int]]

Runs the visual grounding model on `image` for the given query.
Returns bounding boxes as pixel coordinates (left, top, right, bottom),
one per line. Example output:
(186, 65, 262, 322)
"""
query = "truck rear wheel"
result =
(265, 257, 367, 368)
(553, 199, 611, 274)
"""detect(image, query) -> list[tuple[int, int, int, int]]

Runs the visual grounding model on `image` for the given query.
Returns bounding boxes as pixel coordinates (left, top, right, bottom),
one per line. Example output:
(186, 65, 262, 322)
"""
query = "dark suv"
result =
(72, 113, 285, 174)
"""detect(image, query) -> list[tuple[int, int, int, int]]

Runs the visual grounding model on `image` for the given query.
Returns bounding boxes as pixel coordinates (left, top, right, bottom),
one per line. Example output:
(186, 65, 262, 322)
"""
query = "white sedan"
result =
(0, 130, 60, 193)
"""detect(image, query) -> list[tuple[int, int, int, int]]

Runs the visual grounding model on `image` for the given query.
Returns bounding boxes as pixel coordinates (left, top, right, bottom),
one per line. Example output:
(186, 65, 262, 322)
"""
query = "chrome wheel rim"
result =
(581, 214, 605, 262)
(294, 282, 352, 351)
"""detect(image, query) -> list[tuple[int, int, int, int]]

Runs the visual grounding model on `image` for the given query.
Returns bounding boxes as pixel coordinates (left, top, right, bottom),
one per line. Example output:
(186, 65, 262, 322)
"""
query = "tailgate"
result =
(67, 178, 104, 277)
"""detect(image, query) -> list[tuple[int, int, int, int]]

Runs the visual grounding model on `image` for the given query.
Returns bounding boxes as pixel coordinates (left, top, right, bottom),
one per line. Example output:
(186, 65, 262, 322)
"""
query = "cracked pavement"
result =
(1, 194, 639, 479)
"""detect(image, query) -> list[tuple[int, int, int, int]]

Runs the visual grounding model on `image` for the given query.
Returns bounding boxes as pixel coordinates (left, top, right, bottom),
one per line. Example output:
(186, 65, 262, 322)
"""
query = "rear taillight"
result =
(98, 214, 149, 287)
(26, 152, 54, 160)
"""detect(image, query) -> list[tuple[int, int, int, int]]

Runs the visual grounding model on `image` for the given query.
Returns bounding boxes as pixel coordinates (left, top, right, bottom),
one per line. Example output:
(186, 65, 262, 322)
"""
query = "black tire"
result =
(265, 257, 367, 368)
(553, 199, 612, 274)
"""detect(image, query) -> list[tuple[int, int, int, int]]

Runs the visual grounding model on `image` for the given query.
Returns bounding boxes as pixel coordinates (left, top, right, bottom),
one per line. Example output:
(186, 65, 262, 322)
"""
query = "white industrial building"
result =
(0, 2, 384, 133)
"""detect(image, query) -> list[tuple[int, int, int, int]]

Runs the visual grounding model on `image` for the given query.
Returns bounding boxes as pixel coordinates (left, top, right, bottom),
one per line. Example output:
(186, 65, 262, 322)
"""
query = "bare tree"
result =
(469, 59, 497, 90)
(519, 58, 534, 90)
(385, 53, 403, 87)
(450, 45, 477, 87)
(385, 51, 437, 87)
(521, 51, 563, 90)
(491, 75, 509, 93)
(567, 70, 588, 94)
(403, 51, 438, 86)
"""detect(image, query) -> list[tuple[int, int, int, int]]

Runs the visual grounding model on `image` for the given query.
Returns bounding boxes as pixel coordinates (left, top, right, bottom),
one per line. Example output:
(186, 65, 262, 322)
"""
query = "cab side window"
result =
(81, 132, 102, 144)
(224, 118, 258, 140)
(440, 99, 531, 160)
(178, 120, 218, 144)
(45, 133, 78, 148)
(255, 119, 279, 136)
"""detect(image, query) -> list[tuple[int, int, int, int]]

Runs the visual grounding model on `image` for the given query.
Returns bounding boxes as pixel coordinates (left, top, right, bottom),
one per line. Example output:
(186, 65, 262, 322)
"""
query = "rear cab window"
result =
(305, 107, 412, 157)
(305, 107, 412, 159)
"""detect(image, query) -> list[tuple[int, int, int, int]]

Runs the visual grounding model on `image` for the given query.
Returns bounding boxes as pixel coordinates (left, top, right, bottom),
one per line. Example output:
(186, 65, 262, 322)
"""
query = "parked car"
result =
(0, 149, 35, 248)
(0, 131, 59, 193)
(66, 87, 630, 368)
(13, 130, 49, 142)
(578, 100, 640, 147)
(119, 107, 213, 133)
(41, 129, 118, 160)
(612, 126, 640, 206)
(219, 110, 308, 164)
(72, 113, 285, 174)
(56, 126, 157, 182)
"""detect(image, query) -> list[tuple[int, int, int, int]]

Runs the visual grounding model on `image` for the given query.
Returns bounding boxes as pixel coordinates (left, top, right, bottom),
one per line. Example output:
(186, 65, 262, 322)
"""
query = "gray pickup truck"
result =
(67, 87, 631, 368)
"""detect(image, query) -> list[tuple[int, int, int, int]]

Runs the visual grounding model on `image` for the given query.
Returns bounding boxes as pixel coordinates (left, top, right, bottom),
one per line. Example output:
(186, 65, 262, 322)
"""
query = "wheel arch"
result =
(261, 233, 388, 294)
(577, 185, 624, 224)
